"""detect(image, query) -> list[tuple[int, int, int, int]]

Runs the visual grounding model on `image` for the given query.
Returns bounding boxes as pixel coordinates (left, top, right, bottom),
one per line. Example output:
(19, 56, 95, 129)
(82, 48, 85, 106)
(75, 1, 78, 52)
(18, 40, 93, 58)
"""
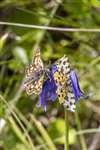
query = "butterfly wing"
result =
(25, 48, 44, 78)
(24, 48, 44, 95)
(25, 76, 44, 95)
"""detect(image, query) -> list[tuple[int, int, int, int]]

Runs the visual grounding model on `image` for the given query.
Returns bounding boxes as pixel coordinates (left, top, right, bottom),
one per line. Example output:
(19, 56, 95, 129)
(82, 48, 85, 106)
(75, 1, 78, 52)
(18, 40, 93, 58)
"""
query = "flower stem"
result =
(65, 109, 69, 150)
(75, 109, 87, 150)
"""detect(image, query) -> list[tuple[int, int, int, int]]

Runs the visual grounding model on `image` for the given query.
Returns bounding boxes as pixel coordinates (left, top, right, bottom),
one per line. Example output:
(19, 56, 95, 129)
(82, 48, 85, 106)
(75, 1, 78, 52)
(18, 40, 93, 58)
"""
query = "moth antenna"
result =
(34, 48, 41, 57)
(32, 47, 41, 63)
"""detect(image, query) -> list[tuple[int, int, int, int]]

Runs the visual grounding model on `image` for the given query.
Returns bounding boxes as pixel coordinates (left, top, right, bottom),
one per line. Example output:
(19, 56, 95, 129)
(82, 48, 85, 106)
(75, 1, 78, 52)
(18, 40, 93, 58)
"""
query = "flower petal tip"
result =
(83, 92, 93, 99)
(70, 70, 90, 102)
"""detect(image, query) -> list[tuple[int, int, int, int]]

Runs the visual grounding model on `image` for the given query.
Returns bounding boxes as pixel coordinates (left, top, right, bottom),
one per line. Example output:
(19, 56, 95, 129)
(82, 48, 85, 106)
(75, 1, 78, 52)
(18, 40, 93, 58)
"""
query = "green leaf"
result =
(91, 0, 100, 6)
(0, 33, 8, 52)
(13, 47, 28, 65)
(48, 118, 76, 144)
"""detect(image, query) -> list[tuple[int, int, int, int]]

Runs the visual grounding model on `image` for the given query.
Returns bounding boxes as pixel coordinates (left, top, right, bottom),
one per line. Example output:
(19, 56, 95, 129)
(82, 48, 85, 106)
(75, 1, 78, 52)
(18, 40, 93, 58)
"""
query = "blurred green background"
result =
(0, 0, 100, 150)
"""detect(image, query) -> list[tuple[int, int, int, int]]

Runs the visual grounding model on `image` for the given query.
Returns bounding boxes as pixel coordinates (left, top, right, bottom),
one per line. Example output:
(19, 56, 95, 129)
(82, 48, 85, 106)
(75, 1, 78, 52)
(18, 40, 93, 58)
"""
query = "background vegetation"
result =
(0, 0, 100, 150)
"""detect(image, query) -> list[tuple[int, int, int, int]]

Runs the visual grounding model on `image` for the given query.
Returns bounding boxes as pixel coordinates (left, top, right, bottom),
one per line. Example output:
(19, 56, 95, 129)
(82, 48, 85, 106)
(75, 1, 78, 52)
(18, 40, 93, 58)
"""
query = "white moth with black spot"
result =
(54, 55, 76, 112)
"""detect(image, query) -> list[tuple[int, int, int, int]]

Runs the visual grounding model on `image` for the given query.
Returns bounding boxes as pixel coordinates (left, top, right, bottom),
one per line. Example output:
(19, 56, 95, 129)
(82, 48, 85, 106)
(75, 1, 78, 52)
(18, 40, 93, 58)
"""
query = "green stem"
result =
(30, 114, 57, 150)
(0, 94, 36, 150)
(75, 109, 87, 150)
(65, 109, 69, 150)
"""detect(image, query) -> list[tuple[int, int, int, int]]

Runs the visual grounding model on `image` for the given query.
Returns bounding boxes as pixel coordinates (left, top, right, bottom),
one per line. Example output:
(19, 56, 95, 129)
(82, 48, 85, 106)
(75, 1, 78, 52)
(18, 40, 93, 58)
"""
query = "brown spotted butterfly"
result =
(24, 48, 44, 95)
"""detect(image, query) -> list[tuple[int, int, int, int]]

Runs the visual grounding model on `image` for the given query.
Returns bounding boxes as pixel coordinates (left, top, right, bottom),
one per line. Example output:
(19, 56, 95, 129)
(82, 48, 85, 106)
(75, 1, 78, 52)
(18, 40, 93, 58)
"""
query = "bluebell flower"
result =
(51, 64, 58, 74)
(37, 71, 57, 111)
(70, 70, 89, 102)
(51, 65, 89, 106)
(37, 64, 89, 112)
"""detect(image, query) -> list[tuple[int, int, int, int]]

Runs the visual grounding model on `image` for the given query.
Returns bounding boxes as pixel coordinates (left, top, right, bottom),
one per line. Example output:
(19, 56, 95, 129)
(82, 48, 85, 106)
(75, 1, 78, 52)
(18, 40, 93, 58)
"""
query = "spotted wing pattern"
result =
(54, 56, 76, 112)
(24, 48, 44, 95)
(53, 70, 67, 104)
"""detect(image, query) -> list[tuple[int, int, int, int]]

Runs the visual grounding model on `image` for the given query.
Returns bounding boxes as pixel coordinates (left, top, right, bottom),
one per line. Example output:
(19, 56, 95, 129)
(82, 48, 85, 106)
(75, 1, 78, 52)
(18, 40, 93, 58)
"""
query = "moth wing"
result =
(57, 55, 71, 75)
(56, 56, 76, 112)
(53, 71, 67, 103)
(57, 85, 67, 104)
(63, 79, 76, 112)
